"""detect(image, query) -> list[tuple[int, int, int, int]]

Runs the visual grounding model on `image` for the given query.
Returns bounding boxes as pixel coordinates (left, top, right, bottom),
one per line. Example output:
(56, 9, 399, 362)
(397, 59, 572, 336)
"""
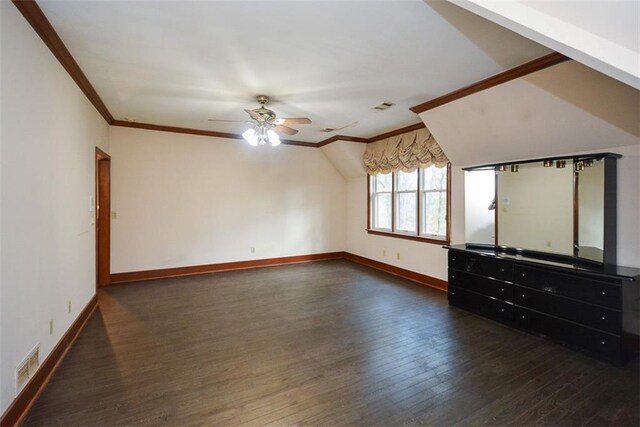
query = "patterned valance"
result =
(363, 127, 448, 175)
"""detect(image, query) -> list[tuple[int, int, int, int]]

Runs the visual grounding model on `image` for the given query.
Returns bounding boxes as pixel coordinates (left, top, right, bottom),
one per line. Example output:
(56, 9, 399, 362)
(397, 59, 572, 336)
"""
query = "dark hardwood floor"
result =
(22, 260, 639, 426)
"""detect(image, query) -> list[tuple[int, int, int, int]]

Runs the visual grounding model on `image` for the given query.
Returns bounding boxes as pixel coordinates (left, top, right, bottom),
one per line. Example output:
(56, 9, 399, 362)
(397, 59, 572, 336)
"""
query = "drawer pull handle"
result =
(601, 316, 606, 320)
(522, 273, 527, 277)
(451, 275, 455, 279)
(451, 258, 455, 262)
(522, 294, 526, 298)
(451, 292, 456, 296)
(521, 315, 527, 319)
(501, 268, 505, 272)
(501, 308, 505, 312)
(601, 341, 607, 345)
(601, 291, 607, 296)
(501, 288, 505, 292)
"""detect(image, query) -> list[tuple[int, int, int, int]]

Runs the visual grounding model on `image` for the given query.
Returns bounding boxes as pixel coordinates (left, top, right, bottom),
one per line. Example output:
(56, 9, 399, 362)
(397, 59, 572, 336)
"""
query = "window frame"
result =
(367, 163, 451, 245)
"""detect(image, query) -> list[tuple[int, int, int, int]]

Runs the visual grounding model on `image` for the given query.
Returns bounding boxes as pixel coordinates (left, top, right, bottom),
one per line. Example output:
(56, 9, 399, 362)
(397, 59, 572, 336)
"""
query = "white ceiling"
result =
(38, 0, 551, 143)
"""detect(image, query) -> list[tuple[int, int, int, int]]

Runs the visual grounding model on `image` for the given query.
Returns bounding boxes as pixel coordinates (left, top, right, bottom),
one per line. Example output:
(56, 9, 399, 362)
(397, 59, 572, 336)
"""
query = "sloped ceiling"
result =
(421, 60, 640, 167)
(321, 142, 367, 180)
(36, 0, 550, 143)
(451, 0, 640, 89)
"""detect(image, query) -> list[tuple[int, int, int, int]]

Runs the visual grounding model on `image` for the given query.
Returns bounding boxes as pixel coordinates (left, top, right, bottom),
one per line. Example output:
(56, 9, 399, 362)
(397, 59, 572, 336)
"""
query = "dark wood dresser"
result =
(446, 244, 640, 364)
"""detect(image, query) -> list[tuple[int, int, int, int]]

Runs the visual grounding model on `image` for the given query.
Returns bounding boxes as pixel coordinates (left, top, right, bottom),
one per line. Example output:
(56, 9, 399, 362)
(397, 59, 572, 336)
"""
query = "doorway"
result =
(95, 148, 111, 286)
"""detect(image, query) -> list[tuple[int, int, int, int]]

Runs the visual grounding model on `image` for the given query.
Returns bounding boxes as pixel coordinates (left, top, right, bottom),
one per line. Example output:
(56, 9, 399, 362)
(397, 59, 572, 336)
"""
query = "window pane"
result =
(422, 191, 446, 236)
(396, 170, 417, 191)
(373, 193, 392, 229)
(422, 165, 447, 190)
(396, 193, 417, 233)
(374, 173, 392, 192)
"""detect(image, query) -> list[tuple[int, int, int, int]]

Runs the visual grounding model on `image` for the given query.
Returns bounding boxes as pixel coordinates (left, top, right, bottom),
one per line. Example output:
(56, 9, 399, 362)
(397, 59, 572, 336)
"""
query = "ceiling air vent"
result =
(372, 102, 394, 111)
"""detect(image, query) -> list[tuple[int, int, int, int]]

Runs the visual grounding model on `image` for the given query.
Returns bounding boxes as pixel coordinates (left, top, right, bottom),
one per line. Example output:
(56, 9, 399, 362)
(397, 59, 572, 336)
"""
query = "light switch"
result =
(89, 195, 95, 212)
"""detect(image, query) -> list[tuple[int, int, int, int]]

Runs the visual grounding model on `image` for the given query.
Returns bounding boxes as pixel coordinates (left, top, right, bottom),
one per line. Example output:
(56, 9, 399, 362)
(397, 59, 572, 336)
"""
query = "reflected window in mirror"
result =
(464, 169, 496, 245)
(577, 159, 605, 262)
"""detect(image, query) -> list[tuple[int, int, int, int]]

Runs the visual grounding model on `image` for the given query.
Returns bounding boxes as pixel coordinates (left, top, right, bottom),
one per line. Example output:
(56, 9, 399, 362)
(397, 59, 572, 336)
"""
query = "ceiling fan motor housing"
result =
(255, 107, 276, 122)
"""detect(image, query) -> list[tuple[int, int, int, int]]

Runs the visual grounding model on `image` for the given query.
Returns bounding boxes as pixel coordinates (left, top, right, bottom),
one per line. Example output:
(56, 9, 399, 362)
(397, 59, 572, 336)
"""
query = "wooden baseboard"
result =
(110, 251, 448, 293)
(109, 252, 348, 284)
(0, 295, 98, 427)
(344, 253, 448, 292)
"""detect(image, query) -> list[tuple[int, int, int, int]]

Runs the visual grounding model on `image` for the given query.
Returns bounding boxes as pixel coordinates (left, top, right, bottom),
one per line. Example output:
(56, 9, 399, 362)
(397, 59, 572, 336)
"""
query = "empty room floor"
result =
(22, 260, 639, 426)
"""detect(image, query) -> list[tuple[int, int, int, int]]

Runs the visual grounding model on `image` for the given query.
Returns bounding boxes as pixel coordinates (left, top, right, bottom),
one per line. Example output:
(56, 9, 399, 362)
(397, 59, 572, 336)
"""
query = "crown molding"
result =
(110, 120, 318, 148)
(410, 52, 570, 114)
(367, 122, 426, 143)
(12, 0, 115, 124)
(316, 135, 369, 147)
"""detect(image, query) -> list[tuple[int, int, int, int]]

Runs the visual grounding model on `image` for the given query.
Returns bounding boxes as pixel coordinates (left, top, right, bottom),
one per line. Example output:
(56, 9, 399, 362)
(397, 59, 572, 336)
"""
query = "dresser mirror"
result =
(464, 153, 619, 266)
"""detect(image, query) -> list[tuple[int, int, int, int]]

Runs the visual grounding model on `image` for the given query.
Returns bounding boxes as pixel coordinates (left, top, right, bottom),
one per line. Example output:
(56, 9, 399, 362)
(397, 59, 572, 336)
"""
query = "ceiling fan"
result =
(208, 95, 311, 146)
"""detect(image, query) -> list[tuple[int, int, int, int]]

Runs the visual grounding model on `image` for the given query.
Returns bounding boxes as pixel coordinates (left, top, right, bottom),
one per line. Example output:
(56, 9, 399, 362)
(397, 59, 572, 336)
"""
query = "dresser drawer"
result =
(514, 286, 621, 334)
(449, 286, 513, 324)
(449, 270, 513, 302)
(514, 265, 621, 309)
(449, 252, 513, 282)
(515, 307, 621, 363)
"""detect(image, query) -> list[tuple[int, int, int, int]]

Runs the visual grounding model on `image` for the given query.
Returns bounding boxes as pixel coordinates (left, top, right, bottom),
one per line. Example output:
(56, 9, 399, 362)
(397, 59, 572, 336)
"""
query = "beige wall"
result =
(109, 127, 346, 274)
(1, 2, 109, 414)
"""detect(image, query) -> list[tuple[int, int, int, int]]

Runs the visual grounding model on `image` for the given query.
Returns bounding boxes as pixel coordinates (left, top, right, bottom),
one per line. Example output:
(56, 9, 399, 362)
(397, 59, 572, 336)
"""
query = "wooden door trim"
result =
(95, 148, 111, 286)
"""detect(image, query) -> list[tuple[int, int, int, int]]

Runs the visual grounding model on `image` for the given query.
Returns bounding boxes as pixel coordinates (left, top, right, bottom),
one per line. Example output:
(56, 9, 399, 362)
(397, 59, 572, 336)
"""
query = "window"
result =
(368, 164, 450, 243)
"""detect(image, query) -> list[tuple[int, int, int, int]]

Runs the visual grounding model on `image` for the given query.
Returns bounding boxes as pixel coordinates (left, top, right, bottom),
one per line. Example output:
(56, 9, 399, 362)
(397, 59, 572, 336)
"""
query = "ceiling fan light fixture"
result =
(242, 128, 259, 146)
(267, 129, 281, 147)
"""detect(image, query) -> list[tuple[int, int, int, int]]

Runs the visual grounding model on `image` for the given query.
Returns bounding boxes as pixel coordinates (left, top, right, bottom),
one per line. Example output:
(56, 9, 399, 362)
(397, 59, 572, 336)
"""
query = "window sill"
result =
(366, 229, 449, 245)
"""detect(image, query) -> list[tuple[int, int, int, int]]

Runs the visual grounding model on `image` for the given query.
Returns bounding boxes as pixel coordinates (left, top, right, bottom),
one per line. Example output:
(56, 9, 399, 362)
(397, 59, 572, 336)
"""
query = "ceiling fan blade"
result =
(244, 109, 264, 122)
(273, 125, 299, 136)
(274, 117, 312, 125)
(207, 119, 249, 123)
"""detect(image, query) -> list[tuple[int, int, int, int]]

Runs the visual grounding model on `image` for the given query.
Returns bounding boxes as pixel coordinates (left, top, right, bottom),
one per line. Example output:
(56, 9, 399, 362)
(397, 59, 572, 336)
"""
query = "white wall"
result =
(345, 166, 465, 282)
(109, 127, 346, 273)
(608, 145, 639, 269)
(0, 2, 109, 415)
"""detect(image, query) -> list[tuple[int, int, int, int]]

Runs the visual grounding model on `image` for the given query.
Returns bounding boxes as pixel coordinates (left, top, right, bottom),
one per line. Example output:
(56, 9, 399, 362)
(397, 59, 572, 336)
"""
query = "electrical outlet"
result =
(251, 247, 255, 253)
(49, 319, 54, 335)
(68, 300, 72, 313)
(547, 241, 552, 247)
(383, 250, 386, 257)
(396, 252, 401, 260)
(111, 211, 117, 219)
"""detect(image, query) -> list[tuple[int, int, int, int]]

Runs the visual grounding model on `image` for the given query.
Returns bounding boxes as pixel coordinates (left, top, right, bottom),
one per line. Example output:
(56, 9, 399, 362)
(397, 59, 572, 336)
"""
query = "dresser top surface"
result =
(445, 244, 640, 281)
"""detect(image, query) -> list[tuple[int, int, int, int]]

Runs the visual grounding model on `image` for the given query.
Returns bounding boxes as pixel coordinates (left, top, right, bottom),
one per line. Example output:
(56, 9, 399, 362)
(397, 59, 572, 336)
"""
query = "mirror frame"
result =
(463, 152, 620, 268)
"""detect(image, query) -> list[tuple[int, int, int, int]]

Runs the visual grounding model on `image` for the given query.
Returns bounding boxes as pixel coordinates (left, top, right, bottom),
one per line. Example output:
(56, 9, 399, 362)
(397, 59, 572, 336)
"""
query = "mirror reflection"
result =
(464, 157, 607, 263)
(577, 159, 605, 262)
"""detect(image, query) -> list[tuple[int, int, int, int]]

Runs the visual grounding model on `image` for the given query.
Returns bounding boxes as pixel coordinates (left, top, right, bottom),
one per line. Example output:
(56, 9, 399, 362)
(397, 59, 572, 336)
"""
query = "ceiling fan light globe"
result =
(267, 129, 281, 147)
(242, 128, 258, 146)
